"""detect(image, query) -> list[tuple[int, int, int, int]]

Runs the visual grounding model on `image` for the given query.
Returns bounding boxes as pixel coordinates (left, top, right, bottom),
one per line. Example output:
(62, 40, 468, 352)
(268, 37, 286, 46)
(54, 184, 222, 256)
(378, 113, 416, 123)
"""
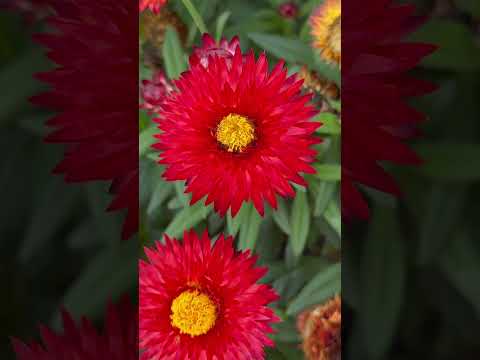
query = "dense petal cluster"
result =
(12, 299, 137, 360)
(342, 0, 436, 219)
(310, 0, 341, 66)
(140, 70, 173, 115)
(297, 296, 341, 360)
(155, 38, 319, 216)
(140, 230, 279, 360)
(139, 0, 167, 13)
(190, 34, 240, 68)
(32, 0, 138, 239)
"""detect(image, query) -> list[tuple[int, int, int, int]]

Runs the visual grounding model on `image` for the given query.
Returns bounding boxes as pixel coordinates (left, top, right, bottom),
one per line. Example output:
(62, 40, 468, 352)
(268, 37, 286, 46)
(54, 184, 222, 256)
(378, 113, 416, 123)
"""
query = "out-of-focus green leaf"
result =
(215, 11, 231, 42)
(316, 112, 341, 135)
(417, 184, 466, 265)
(286, 262, 341, 315)
(360, 208, 406, 360)
(454, 0, 480, 18)
(139, 125, 157, 156)
(238, 203, 262, 250)
(289, 191, 310, 258)
(410, 19, 480, 71)
(415, 143, 480, 181)
(54, 239, 137, 325)
(314, 163, 341, 181)
(440, 232, 480, 316)
(248, 32, 315, 67)
(20, 178, 79, 263)
(162, 26, 187, 79)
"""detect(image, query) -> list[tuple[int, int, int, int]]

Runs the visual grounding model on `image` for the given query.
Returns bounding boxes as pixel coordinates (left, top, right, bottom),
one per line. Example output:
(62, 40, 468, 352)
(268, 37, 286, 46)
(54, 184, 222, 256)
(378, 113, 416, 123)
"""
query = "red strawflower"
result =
(155, 37, 319, 216)
(342, 0, 437, 219)
(32, 0, 138, 239)
(139, 230, 280, 360)
(139, 0, 167, 14)
(12, 299, 137, 360)
(140, 70, 173, 115)
(190, 33, 240, 68)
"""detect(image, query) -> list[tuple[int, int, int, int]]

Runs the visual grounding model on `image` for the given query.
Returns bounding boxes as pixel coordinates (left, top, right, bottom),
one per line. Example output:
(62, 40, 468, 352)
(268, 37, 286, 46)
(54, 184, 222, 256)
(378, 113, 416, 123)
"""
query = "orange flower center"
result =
(216, 113, 256, 152)
(170, 290, 217, 337)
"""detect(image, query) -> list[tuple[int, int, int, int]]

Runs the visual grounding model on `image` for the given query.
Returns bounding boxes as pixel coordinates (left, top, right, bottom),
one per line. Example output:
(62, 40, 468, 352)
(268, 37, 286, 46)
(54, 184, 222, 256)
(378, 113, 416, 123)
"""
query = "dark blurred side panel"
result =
(0, 2, 138, 359)
(343, 0, 480, 359)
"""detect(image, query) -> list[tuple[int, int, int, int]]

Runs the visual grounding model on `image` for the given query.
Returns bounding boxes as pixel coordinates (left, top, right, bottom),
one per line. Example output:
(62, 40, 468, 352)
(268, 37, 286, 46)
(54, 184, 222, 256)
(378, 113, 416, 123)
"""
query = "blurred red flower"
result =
(342, 0, 436, 219)
(32, 0, 138, 239)
(12, 299, 137, 360)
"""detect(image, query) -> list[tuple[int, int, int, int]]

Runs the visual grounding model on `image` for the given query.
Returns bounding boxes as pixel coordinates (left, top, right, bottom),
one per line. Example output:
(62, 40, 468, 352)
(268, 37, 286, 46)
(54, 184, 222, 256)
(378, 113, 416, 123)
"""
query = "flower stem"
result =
(181, 0, 208, 35)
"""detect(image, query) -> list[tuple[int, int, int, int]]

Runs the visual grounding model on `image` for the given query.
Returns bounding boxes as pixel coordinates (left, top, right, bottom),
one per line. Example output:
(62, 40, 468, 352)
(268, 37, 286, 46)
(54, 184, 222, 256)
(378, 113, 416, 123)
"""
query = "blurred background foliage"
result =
(344, 0, 480, 359)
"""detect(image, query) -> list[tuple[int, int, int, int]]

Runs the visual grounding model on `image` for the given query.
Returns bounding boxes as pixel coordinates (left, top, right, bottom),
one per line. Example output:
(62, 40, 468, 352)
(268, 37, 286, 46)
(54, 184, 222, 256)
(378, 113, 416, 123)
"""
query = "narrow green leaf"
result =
(215, 11, 231, 42)
(272, 198, 291, 235)
(248, 32, 315, 67)
(323, 199, 341, 237)
(415, 143, 480, 182)
(314, 163, 341, 181)
(289, 191, 311, 258)
(360, 208, 406, 360)
(286, 262, 341, 315)
(238, 204, 262, 251)
(164, 202, 211, 238)
(54, 239, 137, 324)
(316, 112, 341, 135)
(162, 26, 187, 79)
(226, 203, 249, 237)
(313, 181, 336, 217)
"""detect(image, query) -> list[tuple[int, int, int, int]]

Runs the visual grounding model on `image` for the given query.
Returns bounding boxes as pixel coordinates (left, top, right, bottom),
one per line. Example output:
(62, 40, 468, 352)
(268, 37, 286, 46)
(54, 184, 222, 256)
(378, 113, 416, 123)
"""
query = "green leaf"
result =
(415, 143, 480, 182)
(226, 203, 249, 237)
(162, 26, 187, 79)
(417, 184, 466, 265)
(139, 125, 157, 156)
(410, 19, 480, 71)
(20, 179, 79, 263)
(360, 208, 406, 360)
(164, 202, 211, 238)
(316, 112, 341, 135)
(323, 199, 341, 237)
(147, 182, 173, 216)
(248, 32, 315, 67)
(215, 11, 231, 42)
(289, 191, 311, 258)
(440, 232, 480, 316)
(286, 262, 341, 315)
(272, 198, 291, 235)
(238, 203, 262, 251)
(314, 163, 341, 181)
(54, 239, 137, 324)
(313, 181, 336, 217)
(454, 0, 480, 18)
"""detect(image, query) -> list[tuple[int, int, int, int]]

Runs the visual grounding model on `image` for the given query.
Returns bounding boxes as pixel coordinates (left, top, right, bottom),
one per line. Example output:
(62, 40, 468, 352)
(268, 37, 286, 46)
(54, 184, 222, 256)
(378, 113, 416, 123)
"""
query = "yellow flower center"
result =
(328, 17, 341, 56)
(215, 113, 256, 152)
(170, 290, 217, 337)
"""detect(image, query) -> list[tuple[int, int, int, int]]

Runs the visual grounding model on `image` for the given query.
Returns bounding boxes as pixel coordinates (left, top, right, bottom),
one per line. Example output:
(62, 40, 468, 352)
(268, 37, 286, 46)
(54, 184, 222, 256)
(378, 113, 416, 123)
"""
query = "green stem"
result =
(181, 0, 208, 35)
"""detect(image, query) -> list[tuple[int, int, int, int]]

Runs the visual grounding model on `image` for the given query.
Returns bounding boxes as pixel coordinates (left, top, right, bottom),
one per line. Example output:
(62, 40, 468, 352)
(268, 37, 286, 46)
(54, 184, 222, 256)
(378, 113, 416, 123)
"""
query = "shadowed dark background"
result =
(344, 0, 480, 359)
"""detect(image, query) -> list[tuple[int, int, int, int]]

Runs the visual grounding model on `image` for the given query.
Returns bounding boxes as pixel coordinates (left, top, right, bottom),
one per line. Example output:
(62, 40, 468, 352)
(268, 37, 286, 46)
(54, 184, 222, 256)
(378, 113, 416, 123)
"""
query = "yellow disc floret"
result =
(216, 113, 256, 152)
(170, 290, 217, 337)
(310, 0, 341, 66)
